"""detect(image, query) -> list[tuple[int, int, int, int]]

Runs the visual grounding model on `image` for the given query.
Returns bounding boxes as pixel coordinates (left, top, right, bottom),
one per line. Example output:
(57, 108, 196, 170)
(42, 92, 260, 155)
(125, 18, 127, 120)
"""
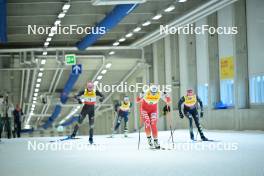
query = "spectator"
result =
(13, 104, 23, 138)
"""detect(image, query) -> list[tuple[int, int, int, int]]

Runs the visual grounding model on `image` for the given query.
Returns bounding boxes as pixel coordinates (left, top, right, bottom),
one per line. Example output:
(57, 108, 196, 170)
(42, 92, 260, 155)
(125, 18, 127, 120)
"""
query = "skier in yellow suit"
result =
(178, 89, 208, 141)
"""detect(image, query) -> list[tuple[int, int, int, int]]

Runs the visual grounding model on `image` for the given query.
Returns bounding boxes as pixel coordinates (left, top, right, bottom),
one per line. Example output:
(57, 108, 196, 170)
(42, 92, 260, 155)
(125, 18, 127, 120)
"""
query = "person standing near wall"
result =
(0, 95, 12, 139)
(13, 104, 23, 138)
(178, 89, 208, 141)
(111, 96, 132, 138)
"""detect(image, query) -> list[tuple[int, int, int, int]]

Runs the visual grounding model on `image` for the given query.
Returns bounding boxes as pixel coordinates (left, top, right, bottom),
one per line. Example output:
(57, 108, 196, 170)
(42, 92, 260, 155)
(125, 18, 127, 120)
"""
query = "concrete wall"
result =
(146, 0, 264, 132)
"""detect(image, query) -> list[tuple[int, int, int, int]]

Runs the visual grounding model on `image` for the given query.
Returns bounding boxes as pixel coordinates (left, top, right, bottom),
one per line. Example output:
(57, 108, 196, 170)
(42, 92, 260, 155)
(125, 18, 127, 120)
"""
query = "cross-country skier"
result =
(111, 96, 132, 138)
(178, 89, 208, 141)
(137, 85, 171, 149)
(70, 82, 104, 144)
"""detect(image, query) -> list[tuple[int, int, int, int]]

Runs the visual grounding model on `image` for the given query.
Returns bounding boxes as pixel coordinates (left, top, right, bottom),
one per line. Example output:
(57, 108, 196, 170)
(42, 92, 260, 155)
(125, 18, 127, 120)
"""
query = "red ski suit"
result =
(137, 90, 170, 139)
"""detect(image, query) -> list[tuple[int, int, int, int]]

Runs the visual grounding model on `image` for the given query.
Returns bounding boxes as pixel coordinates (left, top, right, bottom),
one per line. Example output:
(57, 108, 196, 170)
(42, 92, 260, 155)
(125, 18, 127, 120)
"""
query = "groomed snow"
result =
(0, 130, 264, 176)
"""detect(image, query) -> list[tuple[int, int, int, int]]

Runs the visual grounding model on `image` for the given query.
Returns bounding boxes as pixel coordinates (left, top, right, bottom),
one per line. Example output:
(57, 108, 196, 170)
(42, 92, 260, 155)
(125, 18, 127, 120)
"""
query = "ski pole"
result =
(138, 123, 144, 150)
(167, 105, 174, 148)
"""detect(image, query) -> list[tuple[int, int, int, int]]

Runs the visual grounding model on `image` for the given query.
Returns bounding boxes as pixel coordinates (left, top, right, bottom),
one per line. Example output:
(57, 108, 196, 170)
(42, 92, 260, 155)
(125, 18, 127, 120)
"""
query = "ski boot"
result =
(89, 137, 93, 144)
(190, 132, 195, 141)
(124, 130, 128, 138)
(154, 139, 160, 149)
(147, 137, 154, 148)
(201, 136, 209, 141)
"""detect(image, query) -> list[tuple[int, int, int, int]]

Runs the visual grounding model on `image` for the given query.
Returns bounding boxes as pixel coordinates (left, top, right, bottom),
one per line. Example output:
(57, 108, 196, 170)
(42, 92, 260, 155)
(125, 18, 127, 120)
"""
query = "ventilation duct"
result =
(92, 0, 145, 5)
(76, 4, 138, 50)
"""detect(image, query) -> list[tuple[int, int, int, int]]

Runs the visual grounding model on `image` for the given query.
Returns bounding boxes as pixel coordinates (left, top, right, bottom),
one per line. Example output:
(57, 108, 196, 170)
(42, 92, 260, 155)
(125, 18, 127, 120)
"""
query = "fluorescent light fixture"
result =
(33, 100, 37, 104)
(32, 104, 36, 108)
(31, 107, 35, 111)
(36, 84, 40, 88)
(178, 0, 187, 2)
(58, 12, 66, 18)
(106, 63, 112, 68)
(164, 5, 175, 12)
(119, 38, 126, 42)
(92, 0, 146, 5)
(38, 72, 43, 77)
(41, 59, 46, 65)
(142, 21, 151, 26)
(54, 20, 61, 26)
(62, 3, 71, 11)
(113, 42, 120, 46)
(101, 69, 107, 74)
(97, 75, 103, 80)
(48, 32, 55, 37)
(46, 37, 52, 42)
(39, 68, 44, 71)
(34, 88, 39, 93)
(44, 42, 49, 47)
(43, 51, 47, 56)
(133, 27, 142, 32)
(37, 78, 42, 83)
(109, 51, 115, 55)
(125, 32, 133, 38)
(94, 81, 99, 85)
(152, 14, 162, 20)
(34, 93, 38, 97)
(33, 97, 37, 101)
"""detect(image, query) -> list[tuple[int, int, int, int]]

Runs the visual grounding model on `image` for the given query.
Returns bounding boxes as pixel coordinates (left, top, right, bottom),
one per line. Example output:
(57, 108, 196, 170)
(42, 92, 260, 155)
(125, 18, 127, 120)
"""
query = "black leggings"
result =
(184, 109, 205, 139)
(72, 105, 95, 138)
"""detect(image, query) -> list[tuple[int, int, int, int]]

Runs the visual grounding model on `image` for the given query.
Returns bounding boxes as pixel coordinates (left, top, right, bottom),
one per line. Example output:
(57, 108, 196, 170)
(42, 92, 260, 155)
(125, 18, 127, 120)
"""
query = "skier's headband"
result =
(187, 89, 193, 93)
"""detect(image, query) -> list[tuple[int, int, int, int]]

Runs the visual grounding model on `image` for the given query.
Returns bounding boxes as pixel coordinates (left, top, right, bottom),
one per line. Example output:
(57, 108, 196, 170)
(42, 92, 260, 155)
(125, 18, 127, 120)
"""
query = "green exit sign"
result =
(65, 54, 76, 65)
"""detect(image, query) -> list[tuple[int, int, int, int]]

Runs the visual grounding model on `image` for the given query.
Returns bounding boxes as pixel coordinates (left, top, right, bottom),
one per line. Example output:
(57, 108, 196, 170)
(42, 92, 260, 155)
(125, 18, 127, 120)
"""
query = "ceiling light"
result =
(164, 5, 175, 12)
(38, 72, 43, 77)
(32, 104, 36, 108)
(34, 93, 38, 97)
(46, 37, 52, 42)
(62, 3, 71, 11)
(109, 51, 115, 55)
(106, 63, 112, 68)
(36, 84, 40, 88)
(39, 68, 44, 71)
(142, 21, 151, 26)
(94, 81, 99, 85)
(34, 88, 39, 93)
(48, 32, 55, 37)
(58, 12, 66, 18)
(113, 42, 120, 46)
(44, 42, 49, 47)
(33, 101, 37, 104)
(178, 0, 187, 2)
(101, 69, 107, 74)
(133, 27, 142, 32)
(97, 75, 103, 80)
(119, 38, 126, 42)
(41, 59, 46, 65)
(37, 78, 42, 83)
(152, 14, 162, 20)
(43, 51, 47, 56)
(54, 20, 61, 26)
(33, 97, 37, 101)
(125, 33, 133, 38)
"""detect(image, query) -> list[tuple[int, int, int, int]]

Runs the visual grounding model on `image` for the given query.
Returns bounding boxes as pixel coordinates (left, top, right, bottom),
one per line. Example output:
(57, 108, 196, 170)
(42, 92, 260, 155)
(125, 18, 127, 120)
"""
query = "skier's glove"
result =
(78, 99, 82, 104)
(99, 97, 104, 103)
(200, 111, 204, 118)
(179, 112, 184, 119)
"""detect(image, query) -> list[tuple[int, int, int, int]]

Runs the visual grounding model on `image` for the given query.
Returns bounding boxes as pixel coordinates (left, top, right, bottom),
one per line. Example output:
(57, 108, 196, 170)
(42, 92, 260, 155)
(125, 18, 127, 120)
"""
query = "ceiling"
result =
(1, 0, 207, 48)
